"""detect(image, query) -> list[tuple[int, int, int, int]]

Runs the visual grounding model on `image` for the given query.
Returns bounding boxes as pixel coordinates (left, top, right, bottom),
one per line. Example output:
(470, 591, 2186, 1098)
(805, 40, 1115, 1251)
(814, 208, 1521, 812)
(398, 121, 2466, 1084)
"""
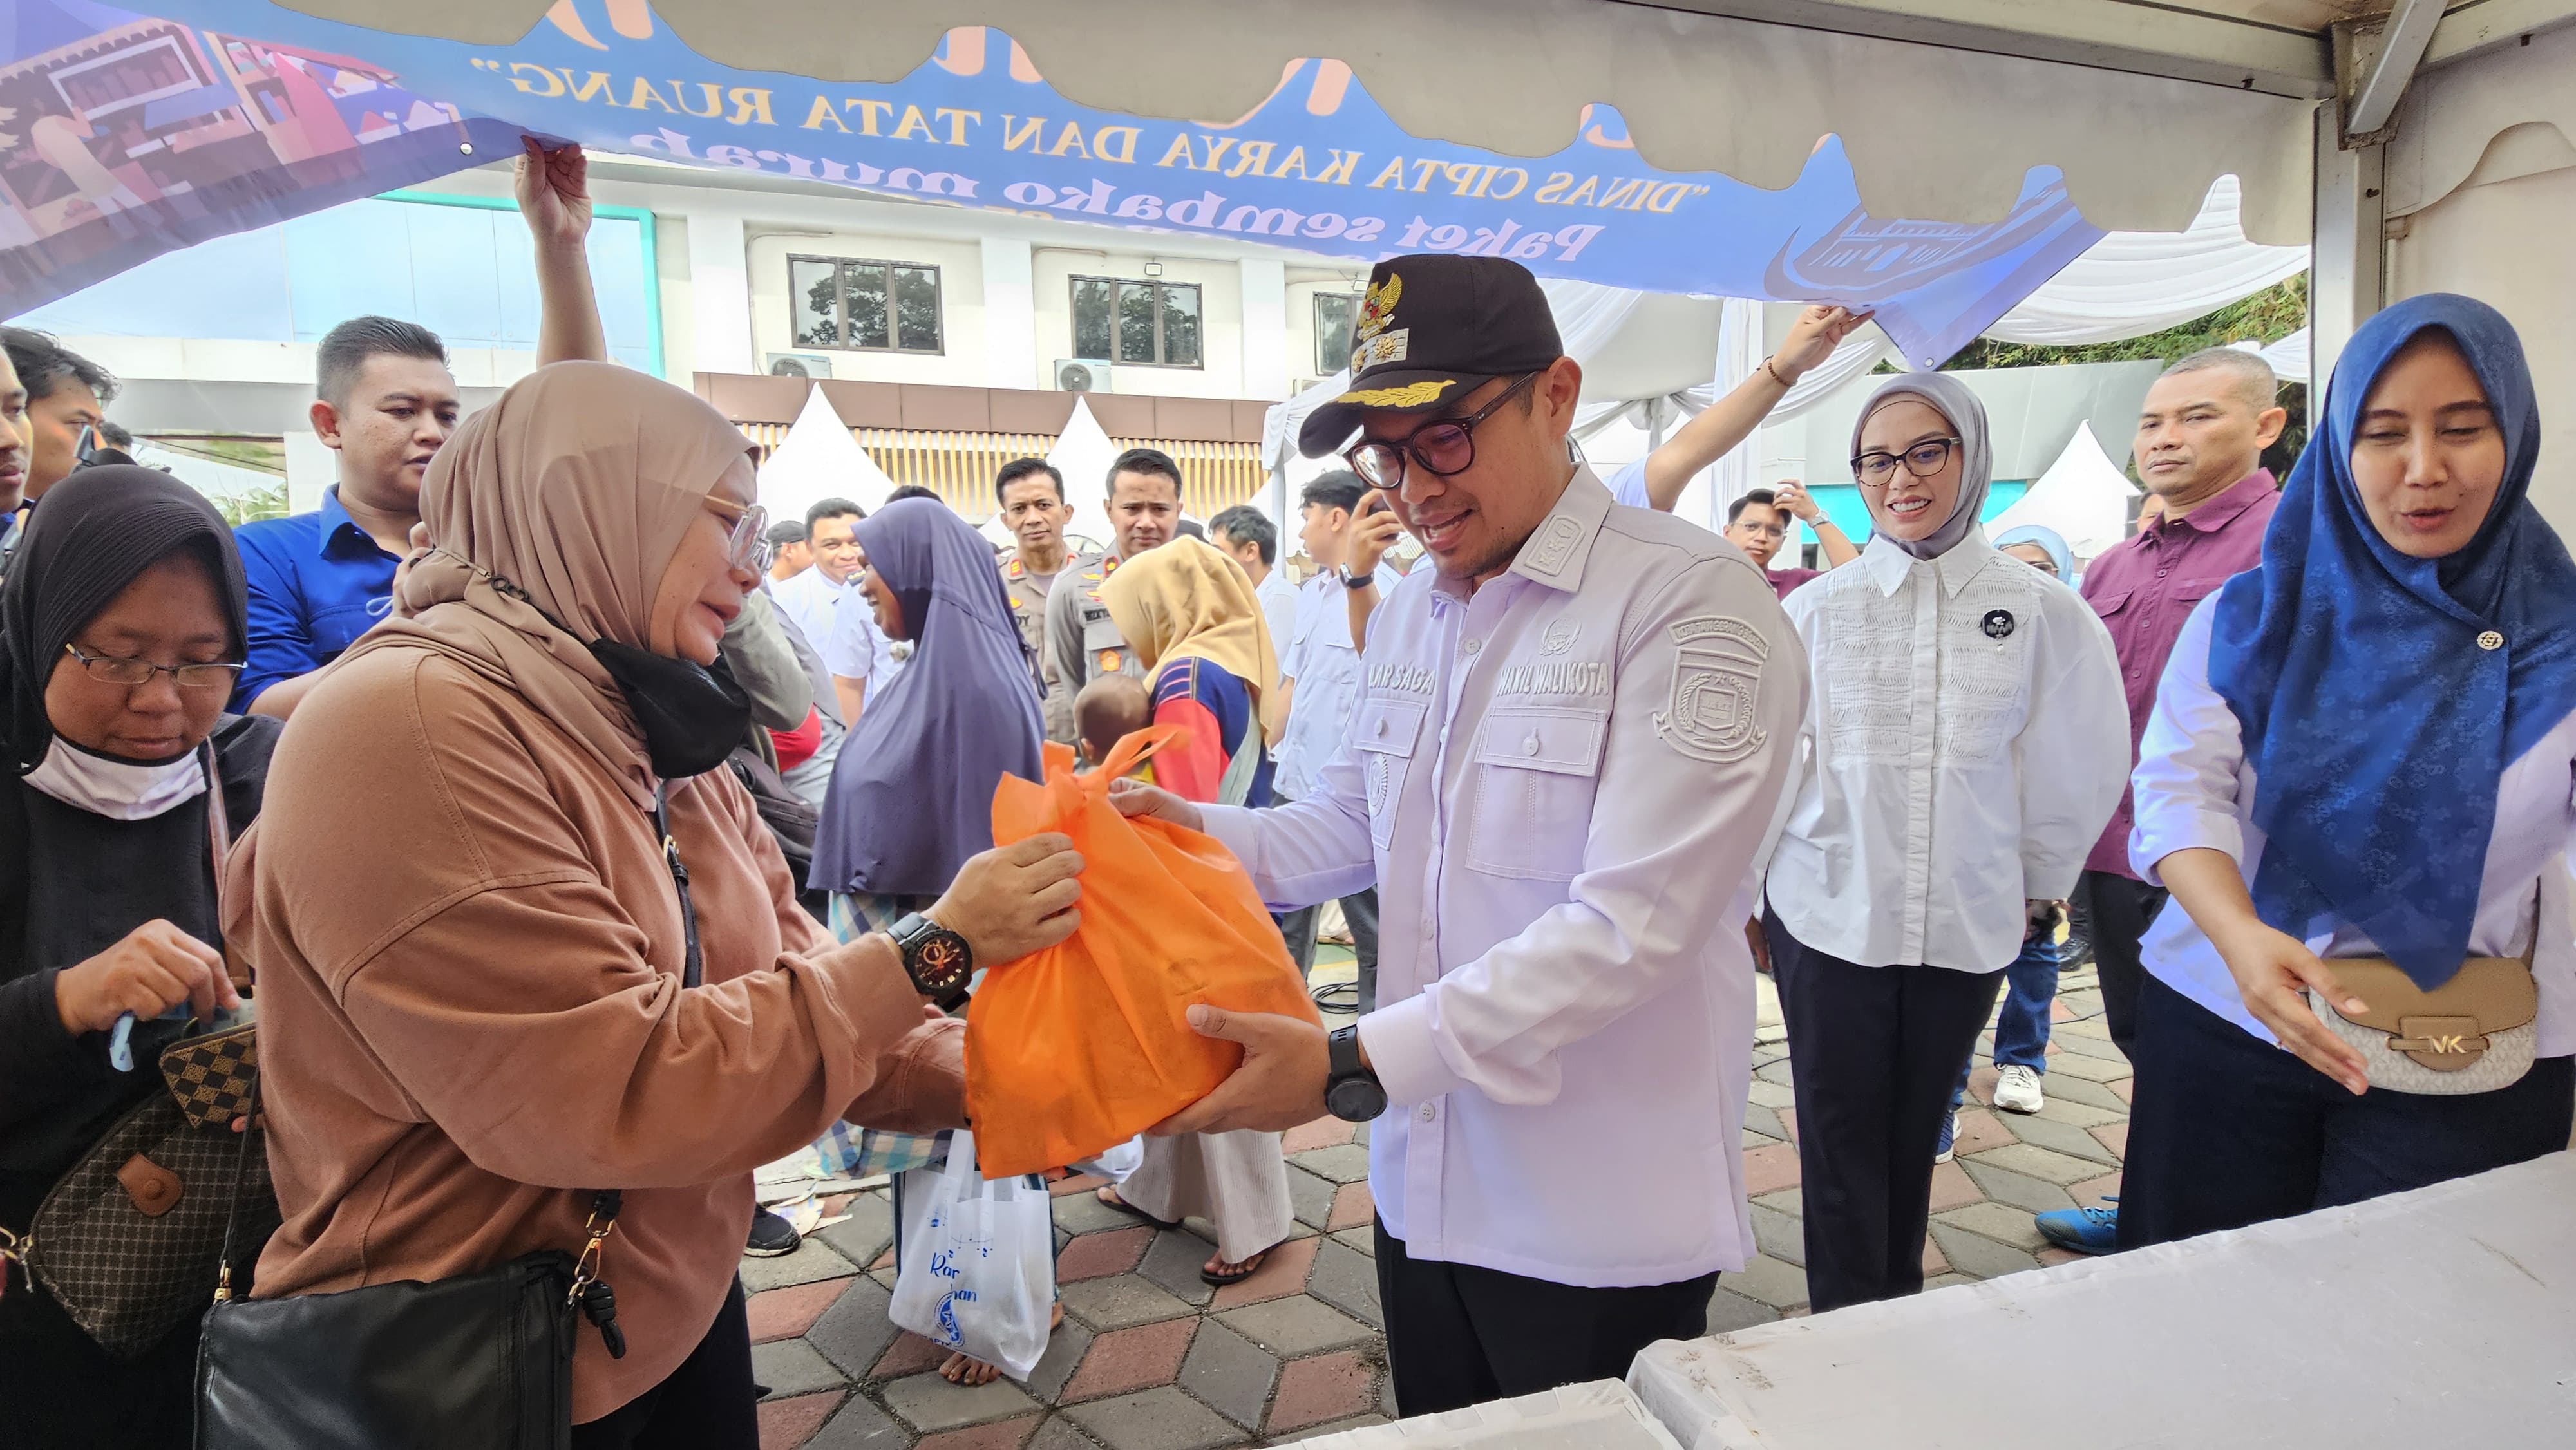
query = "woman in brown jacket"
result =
(230, 362, 1082, 1446)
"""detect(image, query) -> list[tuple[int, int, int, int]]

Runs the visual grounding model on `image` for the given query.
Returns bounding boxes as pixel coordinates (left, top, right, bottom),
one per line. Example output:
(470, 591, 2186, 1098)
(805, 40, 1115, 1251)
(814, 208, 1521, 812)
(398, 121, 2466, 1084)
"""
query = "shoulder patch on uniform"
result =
(1654, 616, 1770, 763)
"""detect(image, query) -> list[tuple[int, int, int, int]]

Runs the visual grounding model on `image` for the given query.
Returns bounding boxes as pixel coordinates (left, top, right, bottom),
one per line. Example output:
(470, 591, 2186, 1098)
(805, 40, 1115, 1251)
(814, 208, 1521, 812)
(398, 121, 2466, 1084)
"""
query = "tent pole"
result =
(2308, 104, 2386, 422)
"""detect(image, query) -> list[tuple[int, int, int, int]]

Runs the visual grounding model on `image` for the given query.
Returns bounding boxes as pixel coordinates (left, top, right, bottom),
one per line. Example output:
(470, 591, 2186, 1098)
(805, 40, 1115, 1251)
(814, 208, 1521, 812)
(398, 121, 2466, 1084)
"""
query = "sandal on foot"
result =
(1200, 1247, 1274, 1286)
(1095, 1186, 1177, 1229)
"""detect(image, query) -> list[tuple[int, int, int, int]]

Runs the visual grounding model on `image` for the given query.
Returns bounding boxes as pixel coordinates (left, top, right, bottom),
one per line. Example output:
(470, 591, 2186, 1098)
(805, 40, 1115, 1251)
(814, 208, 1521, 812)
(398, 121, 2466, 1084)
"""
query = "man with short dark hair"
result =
(1270, 470, 1397, 1002)
(0, 327, 117, 504)
(1113, 254, 1803, 1414)
(1046, 446, 1184, 701)
(995, 457, 1095, 743)
(886, 484, 943, 505)
(765, 518, 811, 582)
(2034, 344, 2284, 1257)
(1209, 504, 1298, 654)
(0, 350, 28, 569)
(772, 496, 896, 724)
(232, 144, 598, 713)
(1721, 482, 1859, 599)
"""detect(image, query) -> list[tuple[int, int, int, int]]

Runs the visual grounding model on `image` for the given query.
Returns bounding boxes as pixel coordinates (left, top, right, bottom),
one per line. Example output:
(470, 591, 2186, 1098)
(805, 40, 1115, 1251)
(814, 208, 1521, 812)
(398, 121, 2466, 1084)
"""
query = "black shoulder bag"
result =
(193, 784, 705, 1449)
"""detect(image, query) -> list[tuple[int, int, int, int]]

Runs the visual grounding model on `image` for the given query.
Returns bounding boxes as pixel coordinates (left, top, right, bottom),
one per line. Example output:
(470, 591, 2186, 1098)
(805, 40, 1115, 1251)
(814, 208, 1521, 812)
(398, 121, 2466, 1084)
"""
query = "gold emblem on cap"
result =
(1355, 274, 1401, 343)
(1335, 379, 1455, 408)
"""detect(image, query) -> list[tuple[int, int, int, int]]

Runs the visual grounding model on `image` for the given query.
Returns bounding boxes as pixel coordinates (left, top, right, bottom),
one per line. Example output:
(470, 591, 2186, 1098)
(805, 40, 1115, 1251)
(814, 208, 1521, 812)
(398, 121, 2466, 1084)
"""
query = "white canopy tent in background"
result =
(1983, 178, 2309, 346)
(1982, 422, 2141, 563)
(2257, 328, 2312, 385)
(1043, 397, 1118, 551)
(755, 384, 896, 526)
(1264, 171, 2306, 537)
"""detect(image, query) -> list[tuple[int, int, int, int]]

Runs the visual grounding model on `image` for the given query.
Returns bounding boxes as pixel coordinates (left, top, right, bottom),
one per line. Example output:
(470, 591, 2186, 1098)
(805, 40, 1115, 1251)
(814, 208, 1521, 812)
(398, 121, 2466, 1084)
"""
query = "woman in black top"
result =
(0, 466, 279, 1448)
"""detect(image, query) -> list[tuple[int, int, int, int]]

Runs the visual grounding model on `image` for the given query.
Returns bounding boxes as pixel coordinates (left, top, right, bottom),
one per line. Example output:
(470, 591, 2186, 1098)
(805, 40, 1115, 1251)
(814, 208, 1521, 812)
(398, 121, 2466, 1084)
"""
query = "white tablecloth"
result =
(1287, 1379, 1683, 1449)
(1629, 1151, 2576, 1449)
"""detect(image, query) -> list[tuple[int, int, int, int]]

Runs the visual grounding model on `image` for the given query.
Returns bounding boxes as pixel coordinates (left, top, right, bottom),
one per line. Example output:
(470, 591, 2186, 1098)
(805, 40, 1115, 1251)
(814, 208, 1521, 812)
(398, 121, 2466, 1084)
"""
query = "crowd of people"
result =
(2, 138, 2570, 1448)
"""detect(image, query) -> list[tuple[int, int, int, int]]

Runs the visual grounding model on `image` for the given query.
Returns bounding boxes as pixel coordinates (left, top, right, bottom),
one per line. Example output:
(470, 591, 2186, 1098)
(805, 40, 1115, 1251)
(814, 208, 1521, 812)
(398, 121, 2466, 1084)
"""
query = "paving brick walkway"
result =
(748, 963, 2129, 1449)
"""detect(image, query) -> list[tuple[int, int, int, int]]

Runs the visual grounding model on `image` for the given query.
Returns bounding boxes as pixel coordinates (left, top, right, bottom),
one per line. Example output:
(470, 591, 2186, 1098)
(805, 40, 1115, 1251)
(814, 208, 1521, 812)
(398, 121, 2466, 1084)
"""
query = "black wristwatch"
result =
(1338, 567, 1377, 592)
(1324, 1025, 1387, 1122)
(890, 912, 973, 1006)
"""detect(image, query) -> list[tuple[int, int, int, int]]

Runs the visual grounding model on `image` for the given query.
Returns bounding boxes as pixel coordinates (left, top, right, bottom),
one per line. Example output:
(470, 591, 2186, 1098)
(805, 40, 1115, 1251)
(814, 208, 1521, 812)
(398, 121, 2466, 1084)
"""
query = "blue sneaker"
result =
(1933, 1109, 1959, 1164)
(2034, 1199, 2118, 1255)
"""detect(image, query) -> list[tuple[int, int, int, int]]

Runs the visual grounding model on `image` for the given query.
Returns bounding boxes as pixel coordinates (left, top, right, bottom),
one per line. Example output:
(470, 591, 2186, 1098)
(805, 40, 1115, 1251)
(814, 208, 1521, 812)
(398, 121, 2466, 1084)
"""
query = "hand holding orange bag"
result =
(965, 727, 1320, 1178)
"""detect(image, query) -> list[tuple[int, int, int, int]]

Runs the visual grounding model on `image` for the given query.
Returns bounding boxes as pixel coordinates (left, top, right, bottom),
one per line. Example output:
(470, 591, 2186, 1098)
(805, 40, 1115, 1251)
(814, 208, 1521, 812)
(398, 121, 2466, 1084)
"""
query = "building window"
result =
(1071, 276, 1202, 368)
(790, 256, 943, 353)
(1314, 294, 1361, 377)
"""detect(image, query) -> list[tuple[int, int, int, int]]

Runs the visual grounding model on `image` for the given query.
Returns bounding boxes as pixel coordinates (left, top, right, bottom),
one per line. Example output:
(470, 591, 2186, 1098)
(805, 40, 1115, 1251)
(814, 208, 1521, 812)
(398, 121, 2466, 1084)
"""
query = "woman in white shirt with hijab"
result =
(1759, 373, 2127, 1313)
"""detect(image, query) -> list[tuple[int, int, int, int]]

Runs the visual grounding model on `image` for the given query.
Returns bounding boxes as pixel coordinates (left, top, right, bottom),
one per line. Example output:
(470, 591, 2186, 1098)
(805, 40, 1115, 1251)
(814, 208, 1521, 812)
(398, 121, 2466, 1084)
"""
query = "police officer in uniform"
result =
(1109, 256, 1807, 1415)
(1045, 447, 1186, 706)
(993, 457, 1097, 743)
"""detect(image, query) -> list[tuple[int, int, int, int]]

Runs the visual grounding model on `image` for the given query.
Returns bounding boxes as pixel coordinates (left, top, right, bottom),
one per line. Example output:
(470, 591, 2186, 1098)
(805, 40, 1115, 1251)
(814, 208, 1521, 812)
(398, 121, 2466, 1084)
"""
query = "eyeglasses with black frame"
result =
(701, 494, 773, 574)
(1850, 437, 1964, 489)
(62, 643, 245, 691)
(1343, 371, 1544, 491)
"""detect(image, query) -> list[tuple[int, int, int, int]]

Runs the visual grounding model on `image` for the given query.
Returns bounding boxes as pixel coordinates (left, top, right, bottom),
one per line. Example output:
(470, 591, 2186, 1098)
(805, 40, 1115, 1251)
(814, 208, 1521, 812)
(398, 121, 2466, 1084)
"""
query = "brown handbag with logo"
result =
(0, 1017, 281, 1357)
(2309, 953, 2539, 1097)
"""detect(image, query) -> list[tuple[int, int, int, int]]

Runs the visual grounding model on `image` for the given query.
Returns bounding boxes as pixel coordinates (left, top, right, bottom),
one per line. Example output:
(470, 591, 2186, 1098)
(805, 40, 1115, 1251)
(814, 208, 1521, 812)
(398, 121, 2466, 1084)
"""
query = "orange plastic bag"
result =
(965, 726, 1321, 1178)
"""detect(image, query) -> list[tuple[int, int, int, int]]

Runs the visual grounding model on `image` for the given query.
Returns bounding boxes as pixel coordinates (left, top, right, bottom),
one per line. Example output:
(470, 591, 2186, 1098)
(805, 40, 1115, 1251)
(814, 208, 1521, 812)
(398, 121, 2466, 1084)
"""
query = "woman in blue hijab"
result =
(2118, 294, 2576, 1250)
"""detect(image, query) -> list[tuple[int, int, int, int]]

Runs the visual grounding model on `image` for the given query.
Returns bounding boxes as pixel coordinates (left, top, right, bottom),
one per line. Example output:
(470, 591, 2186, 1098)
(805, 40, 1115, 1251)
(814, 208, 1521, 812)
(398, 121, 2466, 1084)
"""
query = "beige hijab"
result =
(341, 362, 752, 808)
(1100, 535, 1283, 737)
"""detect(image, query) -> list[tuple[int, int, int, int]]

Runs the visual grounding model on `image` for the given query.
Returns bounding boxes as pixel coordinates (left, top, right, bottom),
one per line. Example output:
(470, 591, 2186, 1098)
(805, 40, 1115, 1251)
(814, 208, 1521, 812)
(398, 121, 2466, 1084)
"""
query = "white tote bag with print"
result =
(887, 1130, 1056, 1380)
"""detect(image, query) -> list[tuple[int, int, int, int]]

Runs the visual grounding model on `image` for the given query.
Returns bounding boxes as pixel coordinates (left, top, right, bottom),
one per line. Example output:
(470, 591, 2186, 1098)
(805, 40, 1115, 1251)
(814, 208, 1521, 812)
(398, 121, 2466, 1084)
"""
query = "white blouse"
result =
(1769, 534, 2130, 974)
(2129, 597, 2576, 1056)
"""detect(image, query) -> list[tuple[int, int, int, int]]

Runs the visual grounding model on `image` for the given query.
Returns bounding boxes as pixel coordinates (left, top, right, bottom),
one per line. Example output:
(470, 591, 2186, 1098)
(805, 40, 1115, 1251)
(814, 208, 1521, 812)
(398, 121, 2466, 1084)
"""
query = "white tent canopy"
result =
(755, 384, 896, 525)
(2259, 328, 2311, 386)
(1984, 177, 2310, 346)
(1983, 421, 2141, 562)
(1044, 397, 1119, 551)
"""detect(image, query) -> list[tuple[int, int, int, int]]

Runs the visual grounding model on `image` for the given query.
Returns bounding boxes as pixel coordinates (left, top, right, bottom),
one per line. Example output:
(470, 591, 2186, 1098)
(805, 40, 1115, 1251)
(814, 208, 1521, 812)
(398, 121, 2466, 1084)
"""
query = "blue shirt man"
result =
(231, 486, 403, 711)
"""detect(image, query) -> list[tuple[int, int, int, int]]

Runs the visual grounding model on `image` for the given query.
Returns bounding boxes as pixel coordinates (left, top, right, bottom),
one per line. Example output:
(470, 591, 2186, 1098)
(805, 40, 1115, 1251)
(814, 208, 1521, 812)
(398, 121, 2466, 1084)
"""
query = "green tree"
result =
(215, 480, 290, 529)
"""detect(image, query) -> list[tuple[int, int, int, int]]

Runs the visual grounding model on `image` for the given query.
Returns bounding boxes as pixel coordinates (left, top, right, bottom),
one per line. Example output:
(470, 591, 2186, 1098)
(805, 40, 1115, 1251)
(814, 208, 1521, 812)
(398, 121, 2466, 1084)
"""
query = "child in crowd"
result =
(1074, 673, 1153, 775)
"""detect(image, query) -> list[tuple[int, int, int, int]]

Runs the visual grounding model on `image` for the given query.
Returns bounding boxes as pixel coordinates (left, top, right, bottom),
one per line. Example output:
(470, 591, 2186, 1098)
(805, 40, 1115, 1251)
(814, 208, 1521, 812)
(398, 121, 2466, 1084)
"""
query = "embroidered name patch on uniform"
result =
(1655, 616, 1768, 762)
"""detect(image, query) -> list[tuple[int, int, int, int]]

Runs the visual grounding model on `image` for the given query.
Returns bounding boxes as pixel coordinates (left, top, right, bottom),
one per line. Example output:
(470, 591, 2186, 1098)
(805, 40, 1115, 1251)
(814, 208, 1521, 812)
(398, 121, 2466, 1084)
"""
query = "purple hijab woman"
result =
(810, 498, 1045, 899)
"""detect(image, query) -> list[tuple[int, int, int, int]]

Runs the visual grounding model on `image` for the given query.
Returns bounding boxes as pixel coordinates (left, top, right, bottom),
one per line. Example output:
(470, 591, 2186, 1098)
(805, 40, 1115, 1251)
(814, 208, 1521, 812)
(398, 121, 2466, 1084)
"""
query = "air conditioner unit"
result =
(1293, 377, 1330, 395)
(765, 352, 833, 379)
(1054, 358, 1113, 393)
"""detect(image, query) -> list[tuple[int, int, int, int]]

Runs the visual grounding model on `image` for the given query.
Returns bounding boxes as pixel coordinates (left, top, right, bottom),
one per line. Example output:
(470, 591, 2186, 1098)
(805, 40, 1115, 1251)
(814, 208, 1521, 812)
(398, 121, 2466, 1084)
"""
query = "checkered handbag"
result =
(158, 1018, 258, 1131)
(12, 1021, 279, 1358)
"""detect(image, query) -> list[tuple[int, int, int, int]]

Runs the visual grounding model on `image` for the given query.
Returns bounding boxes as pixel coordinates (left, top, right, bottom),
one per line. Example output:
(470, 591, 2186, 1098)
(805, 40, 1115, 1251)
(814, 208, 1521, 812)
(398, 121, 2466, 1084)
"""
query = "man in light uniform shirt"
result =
(1112, 256, 1806, 1413)
(1271, 471, 1401, 999)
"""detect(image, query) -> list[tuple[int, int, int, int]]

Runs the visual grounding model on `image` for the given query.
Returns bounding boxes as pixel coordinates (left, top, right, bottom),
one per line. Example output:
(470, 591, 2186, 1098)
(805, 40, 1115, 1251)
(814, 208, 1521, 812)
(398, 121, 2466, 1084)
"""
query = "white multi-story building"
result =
(17, 152, 1383, 521)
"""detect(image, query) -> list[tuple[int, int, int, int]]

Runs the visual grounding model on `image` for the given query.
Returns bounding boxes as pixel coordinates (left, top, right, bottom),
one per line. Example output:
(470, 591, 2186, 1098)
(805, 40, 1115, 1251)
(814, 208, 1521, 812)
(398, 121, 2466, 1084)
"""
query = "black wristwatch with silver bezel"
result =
(1324, 1024, 1387, 1122)
(890, 912, 973, 1006)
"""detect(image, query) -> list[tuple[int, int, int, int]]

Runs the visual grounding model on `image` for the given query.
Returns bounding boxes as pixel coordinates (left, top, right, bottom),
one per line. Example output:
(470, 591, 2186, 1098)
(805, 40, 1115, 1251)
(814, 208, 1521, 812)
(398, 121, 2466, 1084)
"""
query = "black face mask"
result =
(587, 639, 752, 780)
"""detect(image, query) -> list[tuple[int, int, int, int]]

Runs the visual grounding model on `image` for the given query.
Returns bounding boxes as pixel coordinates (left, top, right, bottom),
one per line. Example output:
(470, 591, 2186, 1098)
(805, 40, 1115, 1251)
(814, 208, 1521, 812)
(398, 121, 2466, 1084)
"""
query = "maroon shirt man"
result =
(2072, 348, 2286, 1057)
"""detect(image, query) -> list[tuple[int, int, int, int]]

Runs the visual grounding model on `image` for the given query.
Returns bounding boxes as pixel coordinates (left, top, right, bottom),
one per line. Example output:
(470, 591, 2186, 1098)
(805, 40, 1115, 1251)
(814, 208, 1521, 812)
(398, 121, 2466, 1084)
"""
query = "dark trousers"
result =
(1282, 888, 1382, 1012)
(1374, 1220, 1716, 1418)
(571, 1278, 759, 1450)
(1765, 910, 2003, 1314)
(2072, 870, 2165, 1057)
(2118, 972, 2575, 1251)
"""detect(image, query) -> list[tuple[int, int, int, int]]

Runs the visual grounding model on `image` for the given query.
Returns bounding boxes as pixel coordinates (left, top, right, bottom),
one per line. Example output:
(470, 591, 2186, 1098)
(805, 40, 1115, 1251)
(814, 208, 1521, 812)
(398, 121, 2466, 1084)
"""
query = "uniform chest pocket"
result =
(1466, 707, 1607, 881)
(1353, 696, 1428, 851)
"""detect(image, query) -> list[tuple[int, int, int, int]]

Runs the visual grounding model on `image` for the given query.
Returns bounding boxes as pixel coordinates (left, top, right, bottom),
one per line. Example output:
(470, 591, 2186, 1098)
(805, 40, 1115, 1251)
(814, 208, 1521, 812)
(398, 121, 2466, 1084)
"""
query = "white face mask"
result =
(21, 734, 209, 821)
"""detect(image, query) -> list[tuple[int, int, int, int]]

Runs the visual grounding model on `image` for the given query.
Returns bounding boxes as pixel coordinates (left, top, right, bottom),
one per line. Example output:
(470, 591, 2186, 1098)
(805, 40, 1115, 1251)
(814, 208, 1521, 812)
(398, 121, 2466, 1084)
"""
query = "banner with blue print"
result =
(3, 1, 2105, 366)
